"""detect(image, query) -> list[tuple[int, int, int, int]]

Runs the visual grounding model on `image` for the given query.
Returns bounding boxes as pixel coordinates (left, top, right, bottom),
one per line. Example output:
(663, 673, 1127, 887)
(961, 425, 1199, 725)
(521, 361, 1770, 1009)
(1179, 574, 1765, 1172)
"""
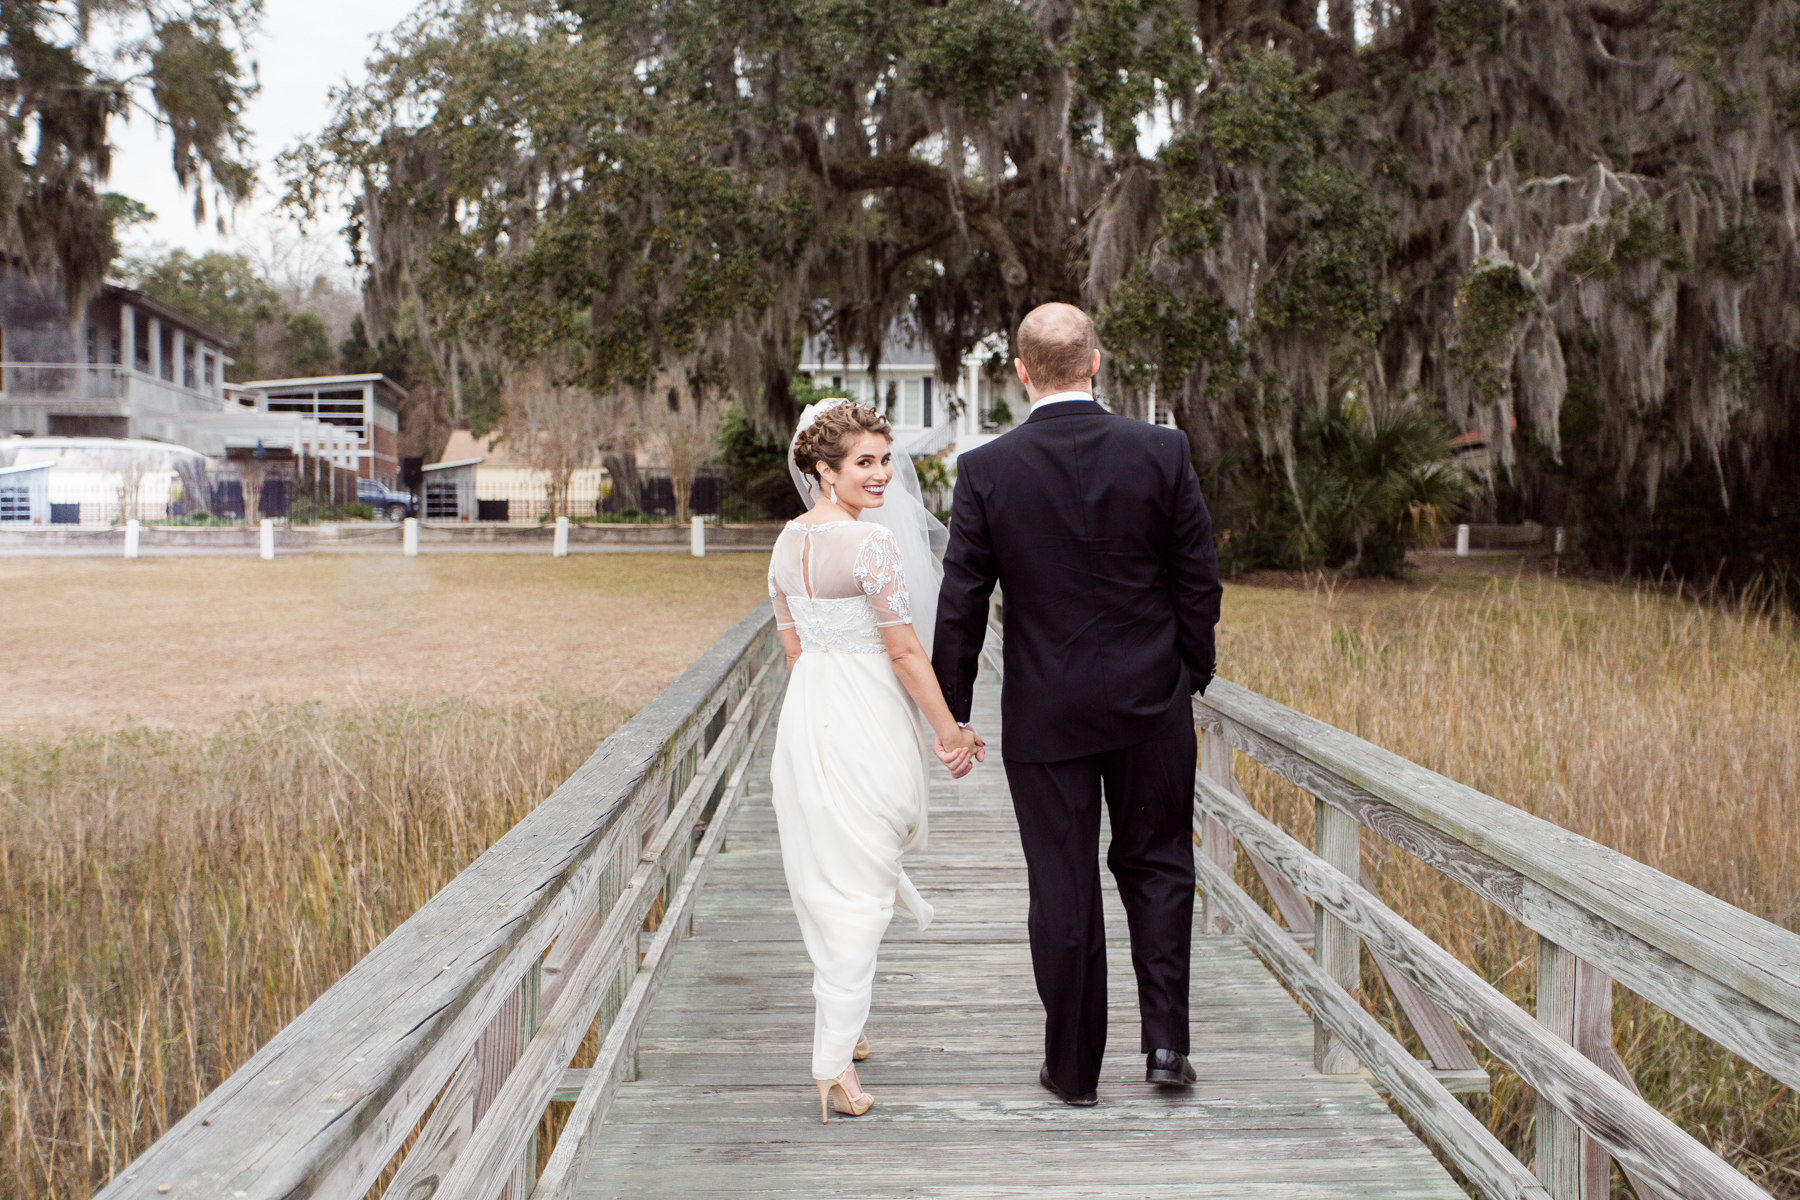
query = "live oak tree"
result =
(2, 0, 260, 318)
(304, 0, 1800, 584)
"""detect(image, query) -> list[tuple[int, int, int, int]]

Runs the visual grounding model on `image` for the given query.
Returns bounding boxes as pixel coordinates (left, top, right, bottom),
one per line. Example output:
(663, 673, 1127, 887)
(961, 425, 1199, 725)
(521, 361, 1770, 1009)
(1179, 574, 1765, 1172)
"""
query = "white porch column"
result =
(172, 330, 186, 392)
(964, 357, 978, 433)
(148, 317, 163, 381)
(120, 305, 136, 374)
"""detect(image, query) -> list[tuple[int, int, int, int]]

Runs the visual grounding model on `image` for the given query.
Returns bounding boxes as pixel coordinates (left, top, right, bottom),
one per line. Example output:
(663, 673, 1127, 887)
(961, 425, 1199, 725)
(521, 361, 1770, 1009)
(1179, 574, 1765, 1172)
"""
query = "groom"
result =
(932, 303, 1223, 1106)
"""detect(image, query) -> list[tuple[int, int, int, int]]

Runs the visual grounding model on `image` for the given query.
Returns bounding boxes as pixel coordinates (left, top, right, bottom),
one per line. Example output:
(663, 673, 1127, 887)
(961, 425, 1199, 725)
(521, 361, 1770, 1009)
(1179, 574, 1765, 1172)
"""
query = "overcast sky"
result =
(107, 0, 421, 278)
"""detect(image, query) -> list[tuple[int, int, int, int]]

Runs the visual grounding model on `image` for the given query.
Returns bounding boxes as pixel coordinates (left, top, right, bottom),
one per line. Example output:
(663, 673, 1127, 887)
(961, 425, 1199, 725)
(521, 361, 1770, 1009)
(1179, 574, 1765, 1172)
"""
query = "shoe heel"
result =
(812, 1066, 873, 1121)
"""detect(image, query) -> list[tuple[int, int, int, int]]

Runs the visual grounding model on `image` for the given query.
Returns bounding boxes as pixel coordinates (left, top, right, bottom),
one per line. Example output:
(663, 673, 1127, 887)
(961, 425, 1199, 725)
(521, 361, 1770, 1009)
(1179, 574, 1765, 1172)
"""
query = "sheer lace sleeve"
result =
(853, 524, 911, 627)
(768, 556, 795, 630)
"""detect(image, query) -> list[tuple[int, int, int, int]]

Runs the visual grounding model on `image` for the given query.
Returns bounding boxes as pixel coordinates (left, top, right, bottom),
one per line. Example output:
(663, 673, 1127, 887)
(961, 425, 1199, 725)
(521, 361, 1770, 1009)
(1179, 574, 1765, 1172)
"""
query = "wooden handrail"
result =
(1188, 676, 1800, 1200)
(980, 611, 1787, 1199)
(1194, 680, 1800, 1092)
(96, 603, 782, 1200)
(1195, 772, 1768, 1200)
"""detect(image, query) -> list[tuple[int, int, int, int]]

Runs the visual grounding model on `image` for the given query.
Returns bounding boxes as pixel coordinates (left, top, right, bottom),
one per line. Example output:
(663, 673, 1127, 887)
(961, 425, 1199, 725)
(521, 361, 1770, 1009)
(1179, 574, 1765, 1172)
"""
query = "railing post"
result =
(1536, 938, 1614, 1199)
(507, 961, 543, 1200)
(1313, 799, 1360, 1074)
(1197, 729, 1236, 935)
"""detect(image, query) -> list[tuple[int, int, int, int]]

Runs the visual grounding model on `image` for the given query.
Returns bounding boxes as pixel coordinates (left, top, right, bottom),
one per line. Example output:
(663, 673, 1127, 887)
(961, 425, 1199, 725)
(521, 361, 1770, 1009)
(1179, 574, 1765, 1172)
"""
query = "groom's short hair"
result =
(1017, 304, 1097, 391)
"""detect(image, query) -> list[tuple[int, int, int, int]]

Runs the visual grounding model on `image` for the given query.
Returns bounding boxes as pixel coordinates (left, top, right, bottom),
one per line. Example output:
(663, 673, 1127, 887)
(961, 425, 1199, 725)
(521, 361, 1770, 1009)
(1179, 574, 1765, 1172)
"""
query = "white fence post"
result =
(403, 517, 419, 557)
(554, 515, 569, 558)
(691, 515, 705, 558)
(260, 518, 275, 561)
(1455, 524, 1470, 557)
(123, 519, 139, 559)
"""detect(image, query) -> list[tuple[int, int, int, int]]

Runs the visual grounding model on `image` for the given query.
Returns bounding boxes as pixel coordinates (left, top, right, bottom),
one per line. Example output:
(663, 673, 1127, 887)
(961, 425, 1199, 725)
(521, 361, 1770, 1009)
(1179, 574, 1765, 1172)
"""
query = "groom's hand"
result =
(934, 727, 986, 778)
(933, 734, 971, 778)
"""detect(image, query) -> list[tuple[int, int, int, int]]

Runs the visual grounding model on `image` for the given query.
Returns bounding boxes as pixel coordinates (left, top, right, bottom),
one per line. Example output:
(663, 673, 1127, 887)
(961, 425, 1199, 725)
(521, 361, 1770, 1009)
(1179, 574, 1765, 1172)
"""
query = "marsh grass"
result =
(5, 571, 1797, 1199)
(1222, 574, 1800, 1195)
(1, 696, 623, 1199)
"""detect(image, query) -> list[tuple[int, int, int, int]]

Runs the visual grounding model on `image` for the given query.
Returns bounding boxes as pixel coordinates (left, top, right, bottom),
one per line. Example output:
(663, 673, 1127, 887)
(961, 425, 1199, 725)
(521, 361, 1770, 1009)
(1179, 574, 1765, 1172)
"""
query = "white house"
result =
(232, 374, 409, 484)
(1, 260, 234, 441)
(800, 333, 1173, 467)
(799, 334, 1005, 462)
(432, 428, 610, 522)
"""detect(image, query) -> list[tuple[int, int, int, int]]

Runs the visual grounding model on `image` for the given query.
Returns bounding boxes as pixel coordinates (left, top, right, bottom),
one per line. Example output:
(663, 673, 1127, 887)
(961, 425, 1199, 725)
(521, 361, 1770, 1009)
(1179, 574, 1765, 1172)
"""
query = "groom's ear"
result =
(1014, 357, 1031, 388)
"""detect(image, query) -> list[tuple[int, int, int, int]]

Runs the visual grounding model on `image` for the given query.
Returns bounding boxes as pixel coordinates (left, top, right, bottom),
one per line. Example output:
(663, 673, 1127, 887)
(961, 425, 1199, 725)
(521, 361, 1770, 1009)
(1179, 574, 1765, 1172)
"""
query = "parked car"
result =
(357, 478, 417, 522)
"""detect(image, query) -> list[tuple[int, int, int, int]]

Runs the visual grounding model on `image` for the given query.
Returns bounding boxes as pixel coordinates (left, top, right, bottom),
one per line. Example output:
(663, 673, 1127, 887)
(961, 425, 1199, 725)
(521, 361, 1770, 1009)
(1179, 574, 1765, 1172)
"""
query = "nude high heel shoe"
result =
(854, 1031, 870, 1061)
(814, 1064, 873, 1123)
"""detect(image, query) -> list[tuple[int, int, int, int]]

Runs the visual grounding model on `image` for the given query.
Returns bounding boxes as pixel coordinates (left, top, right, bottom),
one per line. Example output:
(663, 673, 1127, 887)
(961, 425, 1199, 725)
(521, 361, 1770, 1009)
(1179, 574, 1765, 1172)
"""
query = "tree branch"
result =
(1588, 0, 1658, 29)
(824, 153, 1030, 288)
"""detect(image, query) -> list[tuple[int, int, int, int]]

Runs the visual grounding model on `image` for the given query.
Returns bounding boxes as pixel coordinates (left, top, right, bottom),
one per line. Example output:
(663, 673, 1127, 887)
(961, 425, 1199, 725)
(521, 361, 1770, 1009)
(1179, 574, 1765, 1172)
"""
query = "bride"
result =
(767, 398, 985, 1124)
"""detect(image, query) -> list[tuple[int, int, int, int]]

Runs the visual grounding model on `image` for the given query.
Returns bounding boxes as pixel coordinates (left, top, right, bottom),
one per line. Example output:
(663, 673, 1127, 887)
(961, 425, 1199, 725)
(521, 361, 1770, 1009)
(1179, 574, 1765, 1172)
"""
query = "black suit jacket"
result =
(932, 400, 1223, 763)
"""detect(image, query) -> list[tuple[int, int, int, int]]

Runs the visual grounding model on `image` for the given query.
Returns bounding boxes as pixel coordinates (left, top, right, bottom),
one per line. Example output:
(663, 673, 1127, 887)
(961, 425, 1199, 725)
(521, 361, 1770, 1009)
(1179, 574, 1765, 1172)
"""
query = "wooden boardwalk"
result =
(578, 675, 1464, 1199)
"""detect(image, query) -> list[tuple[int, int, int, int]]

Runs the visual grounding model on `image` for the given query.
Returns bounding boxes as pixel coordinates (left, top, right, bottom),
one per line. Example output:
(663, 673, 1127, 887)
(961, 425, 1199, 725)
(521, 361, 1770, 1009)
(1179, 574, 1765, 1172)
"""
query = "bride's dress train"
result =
(768, 518, 934, 1085)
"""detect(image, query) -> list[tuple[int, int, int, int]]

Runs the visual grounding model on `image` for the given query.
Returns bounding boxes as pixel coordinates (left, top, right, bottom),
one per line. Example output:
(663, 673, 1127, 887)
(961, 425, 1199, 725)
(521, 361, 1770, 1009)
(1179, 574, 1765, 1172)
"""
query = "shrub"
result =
(1222, 401, 1469, 577)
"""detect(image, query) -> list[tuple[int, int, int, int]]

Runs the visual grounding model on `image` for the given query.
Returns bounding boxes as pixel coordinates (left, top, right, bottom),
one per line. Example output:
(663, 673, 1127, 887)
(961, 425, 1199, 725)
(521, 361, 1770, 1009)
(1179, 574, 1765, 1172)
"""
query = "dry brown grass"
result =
(0, 552, 772, 732)
(1219, 567, 1800, 1195)
(3, 556, 1795, 1197)
(0, 695, 624, 1198)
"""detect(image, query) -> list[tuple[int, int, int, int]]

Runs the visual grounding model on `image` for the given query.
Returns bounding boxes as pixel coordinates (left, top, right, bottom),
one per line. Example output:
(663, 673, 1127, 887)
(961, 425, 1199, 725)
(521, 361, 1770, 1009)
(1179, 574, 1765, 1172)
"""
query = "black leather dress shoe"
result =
(1039, 1063, 1098, 1106)
(1146, 1049, 1197, 1086)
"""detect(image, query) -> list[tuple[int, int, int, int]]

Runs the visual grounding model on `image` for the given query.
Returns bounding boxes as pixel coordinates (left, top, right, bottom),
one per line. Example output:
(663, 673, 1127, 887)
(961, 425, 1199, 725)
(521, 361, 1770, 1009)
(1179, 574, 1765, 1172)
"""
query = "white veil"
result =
(788, 398, 949, 654)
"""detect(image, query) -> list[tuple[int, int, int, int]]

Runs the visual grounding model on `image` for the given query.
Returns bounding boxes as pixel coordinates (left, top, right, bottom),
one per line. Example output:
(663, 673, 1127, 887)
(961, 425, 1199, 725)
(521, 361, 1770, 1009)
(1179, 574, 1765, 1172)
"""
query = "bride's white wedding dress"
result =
(768, 518, 935, 1082)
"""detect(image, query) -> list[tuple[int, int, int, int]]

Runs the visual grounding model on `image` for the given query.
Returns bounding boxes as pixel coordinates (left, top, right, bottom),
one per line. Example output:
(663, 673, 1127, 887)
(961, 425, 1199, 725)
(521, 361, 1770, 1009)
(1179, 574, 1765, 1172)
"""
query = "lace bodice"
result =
(769, 521, 911, 654)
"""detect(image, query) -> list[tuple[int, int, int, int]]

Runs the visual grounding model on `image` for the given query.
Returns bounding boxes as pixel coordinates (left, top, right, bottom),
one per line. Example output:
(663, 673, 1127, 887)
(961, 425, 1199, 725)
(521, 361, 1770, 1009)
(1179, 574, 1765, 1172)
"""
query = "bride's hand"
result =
(933, 730, 975, 778)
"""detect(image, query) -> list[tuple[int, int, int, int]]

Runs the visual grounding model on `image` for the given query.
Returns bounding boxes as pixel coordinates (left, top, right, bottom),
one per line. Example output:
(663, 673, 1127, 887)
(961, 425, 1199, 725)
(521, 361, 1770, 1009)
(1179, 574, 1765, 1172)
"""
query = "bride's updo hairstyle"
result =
(793, 402, 892, 485)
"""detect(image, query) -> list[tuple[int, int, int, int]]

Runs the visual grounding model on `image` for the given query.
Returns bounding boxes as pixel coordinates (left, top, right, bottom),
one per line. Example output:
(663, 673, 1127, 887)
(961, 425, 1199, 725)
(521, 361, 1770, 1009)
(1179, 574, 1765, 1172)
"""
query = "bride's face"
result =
(821, 433, 894, 509)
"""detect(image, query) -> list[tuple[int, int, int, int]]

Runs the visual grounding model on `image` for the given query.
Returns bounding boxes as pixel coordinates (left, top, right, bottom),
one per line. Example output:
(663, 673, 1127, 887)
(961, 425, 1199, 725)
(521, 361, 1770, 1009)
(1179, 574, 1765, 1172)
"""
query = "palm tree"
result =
(1277, 401, 1470, 577)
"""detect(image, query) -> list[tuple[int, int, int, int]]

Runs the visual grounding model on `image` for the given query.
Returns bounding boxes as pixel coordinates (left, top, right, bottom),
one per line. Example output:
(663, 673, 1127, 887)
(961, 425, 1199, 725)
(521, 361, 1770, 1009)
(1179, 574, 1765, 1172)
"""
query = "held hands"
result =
(932, 725, 987, 779)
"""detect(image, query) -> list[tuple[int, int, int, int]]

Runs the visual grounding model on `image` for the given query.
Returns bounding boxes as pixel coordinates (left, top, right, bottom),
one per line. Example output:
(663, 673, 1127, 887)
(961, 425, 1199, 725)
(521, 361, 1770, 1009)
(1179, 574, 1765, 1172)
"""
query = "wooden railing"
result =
(97, 604, 783, 1200)
(1192, 680, 1800, 1200)
(979, 614, 1798, 1200)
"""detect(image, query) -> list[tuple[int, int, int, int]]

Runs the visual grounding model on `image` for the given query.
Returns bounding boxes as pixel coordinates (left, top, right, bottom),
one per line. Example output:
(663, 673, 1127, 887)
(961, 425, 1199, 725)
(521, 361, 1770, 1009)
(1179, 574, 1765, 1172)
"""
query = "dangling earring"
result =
(830, 482, 839, 507)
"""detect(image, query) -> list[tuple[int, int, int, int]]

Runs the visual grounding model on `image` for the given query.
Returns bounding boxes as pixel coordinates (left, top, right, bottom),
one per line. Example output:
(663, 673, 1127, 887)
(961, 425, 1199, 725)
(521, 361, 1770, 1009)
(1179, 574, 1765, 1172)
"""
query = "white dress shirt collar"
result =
(1030, 389, 1095, 412)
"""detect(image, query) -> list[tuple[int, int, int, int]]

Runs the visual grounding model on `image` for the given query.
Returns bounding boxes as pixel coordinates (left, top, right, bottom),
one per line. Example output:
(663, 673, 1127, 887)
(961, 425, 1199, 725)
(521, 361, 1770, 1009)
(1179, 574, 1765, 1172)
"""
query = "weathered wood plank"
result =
(1191, 843, 1549, 1200)
(1359, 871, 1482, 1079)
(1195, 691, 1800, 1092)
(1314, 799, 1361, 1074)
(1535, 938, 1582, 1200)
(534, 699, 767, 1200)
(95, 604, 779, 1200)
(577, 667, 1465, 1200)
(1199, 729, 1237, 936)
(1195, 682, 1800, 1049)
(1194, 772, 1772, 1200)
(436, 661, 778, 1200)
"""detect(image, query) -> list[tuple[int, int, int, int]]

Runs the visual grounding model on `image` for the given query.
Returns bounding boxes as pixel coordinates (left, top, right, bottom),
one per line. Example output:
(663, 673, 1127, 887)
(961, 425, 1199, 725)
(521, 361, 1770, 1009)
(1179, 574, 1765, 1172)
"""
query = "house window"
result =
(0, 485, 30, 523)
(425, 480, 459, 519)
(901, 379, 923, 427)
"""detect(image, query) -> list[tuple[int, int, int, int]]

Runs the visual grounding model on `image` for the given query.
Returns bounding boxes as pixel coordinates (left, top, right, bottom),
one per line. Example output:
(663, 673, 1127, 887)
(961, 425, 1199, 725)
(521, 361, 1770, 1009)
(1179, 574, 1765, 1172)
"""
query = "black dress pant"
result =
(1003, 721, 1196, 1097)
